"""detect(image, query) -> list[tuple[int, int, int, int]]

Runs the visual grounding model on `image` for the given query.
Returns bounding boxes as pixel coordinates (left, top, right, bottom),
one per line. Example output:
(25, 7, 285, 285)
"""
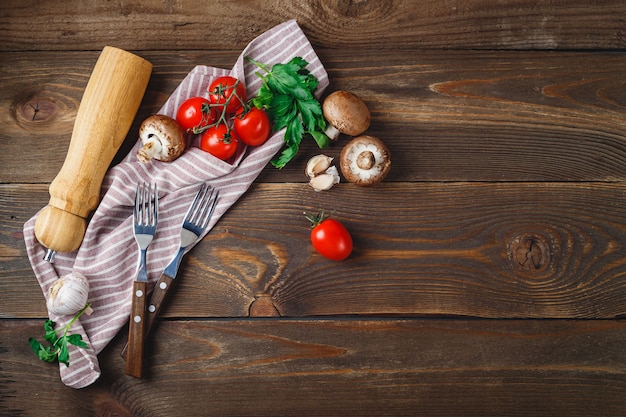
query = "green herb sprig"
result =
(29, 303, 91, 367)
(248, 56, 330, 168)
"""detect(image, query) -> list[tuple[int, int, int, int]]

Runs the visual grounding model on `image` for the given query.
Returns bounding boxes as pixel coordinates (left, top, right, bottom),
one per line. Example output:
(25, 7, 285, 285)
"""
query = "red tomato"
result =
(200, 124, 239, 161)
(234, 107, 271, 146)
(176, 97, 214, 132)
(305, 212, 353, 261)
(208, 76, 246, 115)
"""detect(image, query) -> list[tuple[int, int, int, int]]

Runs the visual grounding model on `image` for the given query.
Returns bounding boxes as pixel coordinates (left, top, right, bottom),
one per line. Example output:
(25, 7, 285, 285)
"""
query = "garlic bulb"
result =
(47, 272, 91, 316)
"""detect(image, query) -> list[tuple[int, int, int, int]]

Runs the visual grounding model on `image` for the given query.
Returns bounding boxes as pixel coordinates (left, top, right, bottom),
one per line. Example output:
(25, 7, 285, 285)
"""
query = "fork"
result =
(121, 182, 219, 360)
(126, 182, 158, 378)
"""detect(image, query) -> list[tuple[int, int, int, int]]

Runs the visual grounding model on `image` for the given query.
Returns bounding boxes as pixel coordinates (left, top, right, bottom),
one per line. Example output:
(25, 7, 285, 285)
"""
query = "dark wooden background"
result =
(2, 1, 626, 416)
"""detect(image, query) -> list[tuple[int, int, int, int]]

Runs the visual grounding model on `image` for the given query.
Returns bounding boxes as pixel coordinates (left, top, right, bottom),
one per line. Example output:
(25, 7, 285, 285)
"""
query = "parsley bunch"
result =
(248, 56, 330, 168)
(29, 303, 91, 367)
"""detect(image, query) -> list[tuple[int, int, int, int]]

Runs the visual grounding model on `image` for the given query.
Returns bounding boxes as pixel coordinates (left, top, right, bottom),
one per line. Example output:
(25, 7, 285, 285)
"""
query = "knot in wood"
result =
(508, 232, 552, 275)
(15, 97, 58, 124)
(249, 295, 281, 317)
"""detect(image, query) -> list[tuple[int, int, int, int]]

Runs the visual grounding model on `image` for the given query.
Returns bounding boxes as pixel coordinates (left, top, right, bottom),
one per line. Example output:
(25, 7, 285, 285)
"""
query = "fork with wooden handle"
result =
(125, 182, 159, 378)
(121, 183, 219, 360)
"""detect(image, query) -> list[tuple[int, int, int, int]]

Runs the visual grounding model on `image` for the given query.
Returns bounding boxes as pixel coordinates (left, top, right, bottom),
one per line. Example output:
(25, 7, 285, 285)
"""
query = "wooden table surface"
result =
(2, 1, 626, 416)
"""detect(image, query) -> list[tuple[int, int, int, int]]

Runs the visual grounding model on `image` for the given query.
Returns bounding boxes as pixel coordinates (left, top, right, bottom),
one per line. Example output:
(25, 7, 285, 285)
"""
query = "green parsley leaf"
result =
(66, 333, 88, 349)
(44, 320, 57, 344)
(58, 341, 70, 367)
(28, 303, 92, 367)
(247, 56, 330, 168)
(272, 142, 300, 169)
(298, 99, 323, 133)
(309, 131, 331, 149)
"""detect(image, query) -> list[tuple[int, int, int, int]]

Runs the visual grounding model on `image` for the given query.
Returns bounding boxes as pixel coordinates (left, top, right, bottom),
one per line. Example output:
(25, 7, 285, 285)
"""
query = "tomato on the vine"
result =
(305, 211, 353, 261)
(176, 97, 214, 132)
(208, 76, 246, 115)
(234, 107, 271, 146)
(200, 124, 239, 161)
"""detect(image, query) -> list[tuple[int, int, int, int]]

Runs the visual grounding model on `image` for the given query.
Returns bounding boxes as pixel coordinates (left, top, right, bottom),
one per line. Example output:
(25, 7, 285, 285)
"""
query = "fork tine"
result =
(135, 182, 158, 226)
(150, 182, 158, 226)
(197, 189, 219, 229)
(134, 182, 142, 222)
(184, 183, 219, 227)
(185, 182, 209, 224)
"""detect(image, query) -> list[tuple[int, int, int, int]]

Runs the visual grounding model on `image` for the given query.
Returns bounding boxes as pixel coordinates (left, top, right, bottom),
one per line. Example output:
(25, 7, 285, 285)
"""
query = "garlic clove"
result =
(47, 272, 90, 316)
(306, 154, 334, 178)
(309, 166, 340, 191)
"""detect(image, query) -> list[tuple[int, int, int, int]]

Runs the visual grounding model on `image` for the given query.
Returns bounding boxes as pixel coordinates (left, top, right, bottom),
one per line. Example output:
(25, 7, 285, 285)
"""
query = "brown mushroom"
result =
(340, 135, 391, 186)
(137, 114, 186, 163)
(322, 91, 371, 140)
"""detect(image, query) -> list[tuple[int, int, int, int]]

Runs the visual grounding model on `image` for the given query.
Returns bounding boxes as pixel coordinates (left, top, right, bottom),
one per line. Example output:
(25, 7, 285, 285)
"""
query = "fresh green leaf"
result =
(309, 131, 331, 149)
(267, 71, 299, 95)
(268, 94, 295, 125)
(58, 340, 70, 367)
(275, 57, 308, 75)
(298, 99, 323, 132)
(304, 73, 319, 92)
(44, 320, 57, 344)
(248, 56, 328, 168)
(29, 338, 58, 362)
(286, 113, 304, 146)
(66, 333, 88, 349)
(271, 142, 300, 169)
(28, 303, 91, 367)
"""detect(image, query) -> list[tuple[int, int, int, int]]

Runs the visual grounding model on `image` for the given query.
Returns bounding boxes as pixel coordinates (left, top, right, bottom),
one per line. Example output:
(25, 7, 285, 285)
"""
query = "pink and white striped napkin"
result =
(23, 20, 328, 388)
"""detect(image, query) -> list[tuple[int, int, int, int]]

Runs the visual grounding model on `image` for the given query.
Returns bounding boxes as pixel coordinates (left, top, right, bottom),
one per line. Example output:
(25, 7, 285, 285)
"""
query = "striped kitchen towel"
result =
(23, 19, 328, 388)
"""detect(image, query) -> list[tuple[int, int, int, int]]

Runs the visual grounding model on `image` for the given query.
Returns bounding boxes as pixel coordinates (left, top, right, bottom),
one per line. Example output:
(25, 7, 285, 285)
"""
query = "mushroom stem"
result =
(137, 136, 163, 163)
(356, 151, 375, 170)
(137, 114, 186, 163)
(324, 124, 341, 141)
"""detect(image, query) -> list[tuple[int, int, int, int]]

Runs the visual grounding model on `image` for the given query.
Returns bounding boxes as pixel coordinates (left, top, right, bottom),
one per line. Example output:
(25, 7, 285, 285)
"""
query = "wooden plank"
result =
(3, 182, 626, 319)
(1, 1, 626, 52)
(2, 50, 626, 184)
(2, 319, 625, 416)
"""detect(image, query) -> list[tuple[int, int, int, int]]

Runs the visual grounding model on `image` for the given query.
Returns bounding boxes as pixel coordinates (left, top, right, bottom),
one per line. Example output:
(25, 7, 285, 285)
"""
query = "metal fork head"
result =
(183, 183, 219, 237)
(134, 182, 158, 239)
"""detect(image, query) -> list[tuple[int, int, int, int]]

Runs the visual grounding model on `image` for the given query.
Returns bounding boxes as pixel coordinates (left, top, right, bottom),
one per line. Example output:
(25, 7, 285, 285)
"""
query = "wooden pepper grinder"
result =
(34, 46, 152, 262)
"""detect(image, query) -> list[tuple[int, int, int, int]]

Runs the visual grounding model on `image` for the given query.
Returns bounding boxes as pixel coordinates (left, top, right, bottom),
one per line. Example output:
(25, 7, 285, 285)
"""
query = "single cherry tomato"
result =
(305, 211, 353, 261)
(176, 97, 214, 132)
(200, 124, 239, 161)
(208, 76, 246, 115)
(234, 107, 271, 146)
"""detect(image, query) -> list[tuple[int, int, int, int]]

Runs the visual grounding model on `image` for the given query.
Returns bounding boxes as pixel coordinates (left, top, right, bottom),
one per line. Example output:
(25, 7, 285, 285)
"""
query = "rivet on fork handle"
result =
(121, 183, 219, 362)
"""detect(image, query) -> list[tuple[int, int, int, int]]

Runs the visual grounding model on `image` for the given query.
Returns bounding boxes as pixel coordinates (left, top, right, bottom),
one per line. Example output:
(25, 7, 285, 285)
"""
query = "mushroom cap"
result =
(137, 114, 186, 163)
(322, 91, 371, 137)
(340, 135, 391, 186)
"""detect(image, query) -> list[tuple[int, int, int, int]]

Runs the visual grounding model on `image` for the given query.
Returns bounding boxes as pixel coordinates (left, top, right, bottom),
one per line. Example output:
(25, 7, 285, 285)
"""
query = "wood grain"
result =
(2, 50, 626, 184)
(3, 319, 626, 417)
(2, 0, 626, 52)
(2, 1, 626, 414)
(3, 182, 626, 319)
